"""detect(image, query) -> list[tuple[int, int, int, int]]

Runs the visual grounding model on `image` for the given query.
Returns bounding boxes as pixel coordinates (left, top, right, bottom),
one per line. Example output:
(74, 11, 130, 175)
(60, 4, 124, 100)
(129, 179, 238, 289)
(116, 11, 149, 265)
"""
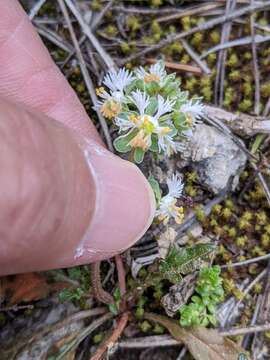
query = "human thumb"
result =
(0, 98, 155, 275)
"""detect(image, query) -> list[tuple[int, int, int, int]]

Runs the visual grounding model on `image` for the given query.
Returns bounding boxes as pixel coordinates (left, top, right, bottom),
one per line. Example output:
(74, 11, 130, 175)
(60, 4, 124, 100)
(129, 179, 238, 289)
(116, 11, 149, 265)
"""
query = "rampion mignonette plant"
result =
(96, 61, 204, 164)
(96, 61, 204, 225)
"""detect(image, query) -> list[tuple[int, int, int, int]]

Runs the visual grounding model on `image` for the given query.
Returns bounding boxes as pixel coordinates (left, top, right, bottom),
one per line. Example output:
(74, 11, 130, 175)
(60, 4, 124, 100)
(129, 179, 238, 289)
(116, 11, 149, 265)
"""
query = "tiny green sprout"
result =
(229, 70, 241, 82)
(236, 235, 248, 248)
(108, 287, 121, 315)
(227, 227, 237, 238)
(126, 16, 140, 32)
(212, 204, 222, 214)
(210, 218, 218, 227)
(254, 283, 262, 294)
(243, 52, 252, 61)
(242, 211, 253, 221)
(261, 83, 270, 98)
(256, 211, 268, 225)
(252, 246, 266, 257)
(221, 207, 232, 220)
(153, 324, 164, 334)
(181, 16, 191, 31)
(120, 42, 131, 54)
(91, 0, 102, 11)
(261, 233, 270, 248)
(226, 53, 239, 68)
(238, 218, 251, 230)
(209, 30, 220, 44)
(191, 32, 204, 47)
(243, 82, 252, 97)
(140, 320, 152, 333)
(151, 0, 163, 7)
(264, 224, 270, 234)
(180, 54, 191, 65)
(239, 99, 252, 112)
(207, 53, 217, 65)
(93, 333, 104, 344)
(185, 185, 197, 197)
(105, 25, 118, 37)
(186, 171, 197, 184)
(201, 87, 212, 102)
(195, 205, 206, 222)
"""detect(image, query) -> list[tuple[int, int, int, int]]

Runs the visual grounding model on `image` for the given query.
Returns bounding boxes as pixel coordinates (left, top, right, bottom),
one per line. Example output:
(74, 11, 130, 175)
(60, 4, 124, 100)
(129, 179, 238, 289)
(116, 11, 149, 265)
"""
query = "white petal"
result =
(167, 174, 184, 198)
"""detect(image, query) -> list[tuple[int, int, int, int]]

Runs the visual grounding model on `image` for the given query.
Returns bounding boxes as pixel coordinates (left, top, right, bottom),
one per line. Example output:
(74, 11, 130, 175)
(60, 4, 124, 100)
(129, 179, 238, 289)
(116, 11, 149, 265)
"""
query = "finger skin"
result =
(0, 0, 100, 141)
(0, 98, 155, 275)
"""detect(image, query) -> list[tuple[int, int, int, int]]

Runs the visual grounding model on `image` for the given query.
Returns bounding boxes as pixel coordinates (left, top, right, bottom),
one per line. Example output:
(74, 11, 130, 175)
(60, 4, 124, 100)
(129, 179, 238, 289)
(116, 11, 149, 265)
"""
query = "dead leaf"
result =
(144, 313, 249, 360)
(161, 273, 197, 317)
(2, 273, 71, 305)
(157, 227, 177, 259)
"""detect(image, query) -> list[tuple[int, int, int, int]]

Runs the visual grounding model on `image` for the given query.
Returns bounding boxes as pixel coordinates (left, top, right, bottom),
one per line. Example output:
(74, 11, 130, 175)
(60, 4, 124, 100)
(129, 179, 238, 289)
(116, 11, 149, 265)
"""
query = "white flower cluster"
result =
(156, 174, 185, 225)
(96, 61, 204, 164)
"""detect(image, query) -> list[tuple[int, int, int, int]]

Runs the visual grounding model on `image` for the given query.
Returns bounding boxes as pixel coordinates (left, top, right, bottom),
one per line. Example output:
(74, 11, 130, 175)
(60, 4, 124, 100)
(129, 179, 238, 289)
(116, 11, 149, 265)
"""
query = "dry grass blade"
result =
(214, 0, 236, 105)
(57, 0, 113, 151)
(250, 0, 261, 115)
(55, 312, 113, 360)
(64, 0, 116, 71)
(90, 312, 129, 360)
(119, 2, 270, 66)
(28, 0, 47, 20)
(201, 34, 270, 58)
(181, 39, 211, 75)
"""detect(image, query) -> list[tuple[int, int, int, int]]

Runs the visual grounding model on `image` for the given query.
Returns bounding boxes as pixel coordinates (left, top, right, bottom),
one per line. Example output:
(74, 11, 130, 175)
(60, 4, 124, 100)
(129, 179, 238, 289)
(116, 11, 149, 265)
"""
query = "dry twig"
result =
(57, 0, 113, 151)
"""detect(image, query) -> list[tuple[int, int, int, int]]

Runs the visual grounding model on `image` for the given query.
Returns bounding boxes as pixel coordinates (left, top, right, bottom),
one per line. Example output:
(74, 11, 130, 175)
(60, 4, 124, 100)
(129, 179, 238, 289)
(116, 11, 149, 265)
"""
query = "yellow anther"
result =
(100, 100, 121, 119)
(96, 87, 105, 96)
(129, 130, 149, 151)
(160, 126, 171, 135)
(144, 73, 160, 83)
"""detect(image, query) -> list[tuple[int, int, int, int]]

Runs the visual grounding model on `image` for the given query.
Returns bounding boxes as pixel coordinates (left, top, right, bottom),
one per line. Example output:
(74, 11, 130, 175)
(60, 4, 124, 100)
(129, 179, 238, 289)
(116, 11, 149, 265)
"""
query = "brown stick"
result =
(90, 312, 129, 360)
(146, 58, 202, 75)
(91, 262, 114, 305)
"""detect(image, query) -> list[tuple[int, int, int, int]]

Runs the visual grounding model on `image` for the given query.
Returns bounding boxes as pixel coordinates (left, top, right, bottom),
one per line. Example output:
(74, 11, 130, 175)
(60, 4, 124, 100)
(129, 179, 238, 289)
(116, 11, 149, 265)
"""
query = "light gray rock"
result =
(181, 124, 247, 194)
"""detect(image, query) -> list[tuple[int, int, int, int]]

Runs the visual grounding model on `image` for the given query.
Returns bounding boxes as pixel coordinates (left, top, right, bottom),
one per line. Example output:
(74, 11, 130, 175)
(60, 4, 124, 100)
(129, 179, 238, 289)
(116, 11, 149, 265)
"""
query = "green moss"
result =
(105, 25, 118, 37)
(229, 70, 241, 82)
(127, 16, 141, 32)
(261, 83, 270, 98)
(238, 99, 252, 112)
(209, 30, 220, 44)
(226, 53, 239, 68)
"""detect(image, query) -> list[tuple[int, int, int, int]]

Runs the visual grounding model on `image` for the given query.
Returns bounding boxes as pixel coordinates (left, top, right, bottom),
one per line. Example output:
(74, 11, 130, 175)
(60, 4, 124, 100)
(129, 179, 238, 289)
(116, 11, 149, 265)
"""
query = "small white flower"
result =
(96, 68, 135, 119)
(180, 99, 204, 127)
(158, 134, 184, 157)
(103, 68, 135, 94)
(156, 174, 184, 224)
(129, 90, 150, 116)
(136, 61, 167, 84)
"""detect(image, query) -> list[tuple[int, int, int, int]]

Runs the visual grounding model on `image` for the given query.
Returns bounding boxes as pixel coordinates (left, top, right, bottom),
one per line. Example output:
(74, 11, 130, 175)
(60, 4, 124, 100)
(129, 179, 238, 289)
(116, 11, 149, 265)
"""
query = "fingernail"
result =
(74, 140, 156, 262)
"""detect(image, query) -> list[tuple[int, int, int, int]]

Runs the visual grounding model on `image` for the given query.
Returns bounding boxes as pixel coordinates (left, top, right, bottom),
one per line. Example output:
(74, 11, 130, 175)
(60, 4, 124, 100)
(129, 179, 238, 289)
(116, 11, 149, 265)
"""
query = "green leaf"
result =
(159, 244, 216, 284)
(134, 147, 145, 163)
(149, 135, 159, 152)
(144, 313, 249, 360)
(113, 131, 137, 153)
(146, 97, 158, 116)
(148, 175, 162, 204)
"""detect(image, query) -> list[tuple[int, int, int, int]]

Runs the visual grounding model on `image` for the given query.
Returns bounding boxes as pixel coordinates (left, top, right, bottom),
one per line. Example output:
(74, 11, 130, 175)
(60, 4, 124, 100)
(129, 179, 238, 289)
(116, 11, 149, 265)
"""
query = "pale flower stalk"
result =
(156, 174, 185, 225)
